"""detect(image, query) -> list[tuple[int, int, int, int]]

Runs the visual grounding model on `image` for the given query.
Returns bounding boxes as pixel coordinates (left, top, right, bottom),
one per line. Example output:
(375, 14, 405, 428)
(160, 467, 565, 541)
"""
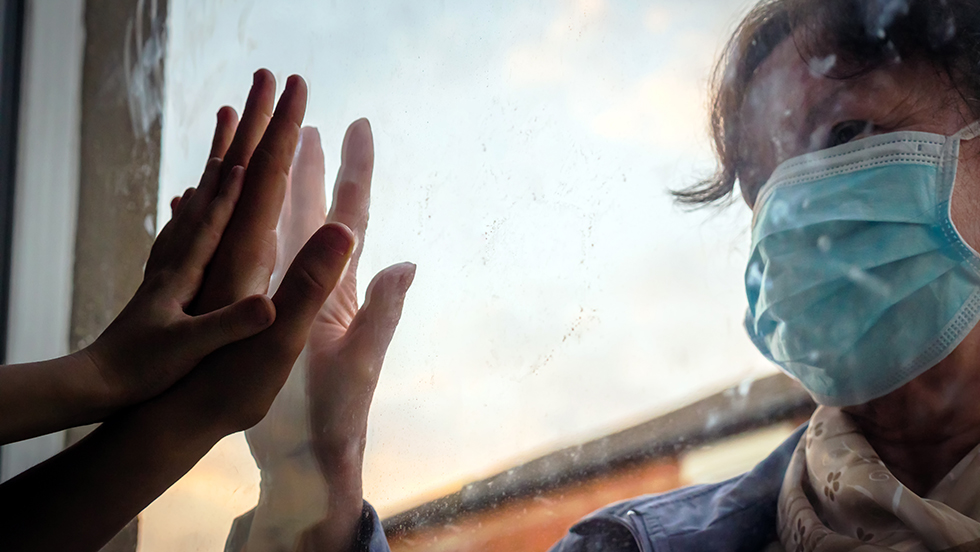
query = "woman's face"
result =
(740, 33, 980, 413)
(738, 35, 980, 247)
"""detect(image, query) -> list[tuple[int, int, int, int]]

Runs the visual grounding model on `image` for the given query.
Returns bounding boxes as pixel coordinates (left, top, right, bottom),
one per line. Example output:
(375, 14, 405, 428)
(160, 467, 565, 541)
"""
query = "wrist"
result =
(316, 439, 365, 517)
(312, 419, 367, 474)
(136, 367, 242, 446)
(247, 444, 330, 552)
(67, 348, 128, 414)
(122, 391, 226, 457)
(77, 340, 132, 409)
(253, 431, 361, 514)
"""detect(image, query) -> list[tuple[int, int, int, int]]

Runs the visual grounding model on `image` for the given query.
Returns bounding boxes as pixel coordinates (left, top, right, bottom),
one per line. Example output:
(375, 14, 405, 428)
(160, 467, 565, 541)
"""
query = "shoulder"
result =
(551, 423, 806, 552)
(226, 425, 807, 552)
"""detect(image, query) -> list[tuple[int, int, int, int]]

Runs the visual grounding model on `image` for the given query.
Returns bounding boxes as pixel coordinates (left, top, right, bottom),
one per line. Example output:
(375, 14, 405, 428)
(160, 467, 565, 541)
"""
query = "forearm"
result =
(296, 393, 372, 552)
(246, 418, 367, 552)
(245, 359, 331, 552)
(0, 350, 118, 445)
(246, 454, 330, 552)
(0, 379, 226, 552)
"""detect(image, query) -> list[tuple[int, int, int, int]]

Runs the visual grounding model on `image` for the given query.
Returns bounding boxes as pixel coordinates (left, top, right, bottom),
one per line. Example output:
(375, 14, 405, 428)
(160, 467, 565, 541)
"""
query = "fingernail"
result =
(342, 121, 373, 168)
(250, 297, 274, 327)
(323, 224, 354, 255)
(253, 70, 261, 85)
(224, 165, 245, 189)
(301, 126, 320, 145)
(400, 262, 417, 290)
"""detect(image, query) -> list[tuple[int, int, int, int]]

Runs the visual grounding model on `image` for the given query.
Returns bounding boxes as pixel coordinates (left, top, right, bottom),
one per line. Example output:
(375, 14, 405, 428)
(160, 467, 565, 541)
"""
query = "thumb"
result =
(180, 294, 276, 358)
(345, 262, 416, 365)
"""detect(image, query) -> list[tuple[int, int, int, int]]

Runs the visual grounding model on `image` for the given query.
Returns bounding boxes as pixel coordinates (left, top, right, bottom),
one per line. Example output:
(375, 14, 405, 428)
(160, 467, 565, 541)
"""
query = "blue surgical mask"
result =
(745, 122, 980, 406)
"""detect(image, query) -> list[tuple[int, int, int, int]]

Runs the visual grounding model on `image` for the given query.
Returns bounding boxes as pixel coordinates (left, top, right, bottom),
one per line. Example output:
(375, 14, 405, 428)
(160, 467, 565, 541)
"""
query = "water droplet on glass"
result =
(747, 262, 763, 287)
(817, 235, 832, 253)
(770, 200, 790, 225)
(809, 54, 837, 75)
(847, 266, 892, 297)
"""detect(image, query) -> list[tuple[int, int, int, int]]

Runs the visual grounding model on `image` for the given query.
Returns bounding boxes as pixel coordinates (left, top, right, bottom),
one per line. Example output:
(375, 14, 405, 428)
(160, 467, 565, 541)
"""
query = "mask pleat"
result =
(759, 251, 961, 363)
(751, 220, 945, 307)
(754, 163, 938, 241)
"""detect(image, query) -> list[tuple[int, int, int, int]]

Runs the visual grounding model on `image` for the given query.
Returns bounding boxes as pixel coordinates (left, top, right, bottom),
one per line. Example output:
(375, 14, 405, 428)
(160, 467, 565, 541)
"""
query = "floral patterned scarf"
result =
(778, 406, 980, 552)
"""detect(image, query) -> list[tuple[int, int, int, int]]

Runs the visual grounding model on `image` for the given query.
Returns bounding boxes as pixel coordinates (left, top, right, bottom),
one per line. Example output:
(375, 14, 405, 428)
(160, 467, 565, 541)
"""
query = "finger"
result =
(343, 262, 415, 367)
(209, 106, 239, 160)
(196, 75, 309, 312)
(152, 160, 225, 281)
(174, 166, 246, 290)
(173, 187, 196, 219)
(328, 119, 373, 266)
(179, 294, 276, 360)
(175, 158, 223, 224)
(161, 194, 186, 243)
(325, 119, 373, 312)
(220, 69, 276, 179)
(285, 126, 327, 265)
(268, 223, 354, 357)
(247, 75, 309, 188)
(269, 164, 293, 295)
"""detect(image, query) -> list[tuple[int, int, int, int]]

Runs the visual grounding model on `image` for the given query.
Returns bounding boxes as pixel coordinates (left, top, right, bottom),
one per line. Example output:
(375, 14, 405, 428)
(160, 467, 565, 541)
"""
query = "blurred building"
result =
(383, 374, 813, 552)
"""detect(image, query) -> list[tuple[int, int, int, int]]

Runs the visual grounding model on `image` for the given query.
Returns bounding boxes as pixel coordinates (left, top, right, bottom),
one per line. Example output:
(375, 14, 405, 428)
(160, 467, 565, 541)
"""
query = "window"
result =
(143, 0, 784, 549)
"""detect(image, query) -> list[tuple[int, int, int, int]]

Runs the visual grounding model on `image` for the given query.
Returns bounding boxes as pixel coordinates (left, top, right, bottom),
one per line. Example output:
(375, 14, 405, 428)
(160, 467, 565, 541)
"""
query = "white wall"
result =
(0, 0, 84, 482)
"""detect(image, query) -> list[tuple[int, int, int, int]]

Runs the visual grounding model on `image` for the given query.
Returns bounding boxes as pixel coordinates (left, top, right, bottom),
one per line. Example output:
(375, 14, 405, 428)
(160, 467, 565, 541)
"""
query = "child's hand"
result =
(84, 158, 276, 406)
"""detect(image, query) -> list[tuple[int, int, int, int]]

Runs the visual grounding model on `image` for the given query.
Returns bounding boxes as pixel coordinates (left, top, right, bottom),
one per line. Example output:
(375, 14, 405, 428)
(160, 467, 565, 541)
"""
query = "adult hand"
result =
(179, 70, 347, 430)
(195, 68, 300, 312)
(244, 120, 414, 552)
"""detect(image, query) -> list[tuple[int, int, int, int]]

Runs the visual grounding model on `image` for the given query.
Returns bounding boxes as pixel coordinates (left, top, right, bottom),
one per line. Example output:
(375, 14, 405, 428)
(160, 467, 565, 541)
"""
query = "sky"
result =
(144, 0, 773, 549)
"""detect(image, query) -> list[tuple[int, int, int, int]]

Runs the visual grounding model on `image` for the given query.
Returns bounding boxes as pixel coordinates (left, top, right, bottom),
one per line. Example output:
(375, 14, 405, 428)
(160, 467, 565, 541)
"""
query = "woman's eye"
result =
(827, 120, 872, 148)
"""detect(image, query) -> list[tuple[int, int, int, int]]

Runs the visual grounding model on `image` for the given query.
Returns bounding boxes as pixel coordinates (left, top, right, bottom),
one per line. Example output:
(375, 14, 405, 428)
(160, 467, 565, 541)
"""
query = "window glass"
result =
(148, 0, 769, 548)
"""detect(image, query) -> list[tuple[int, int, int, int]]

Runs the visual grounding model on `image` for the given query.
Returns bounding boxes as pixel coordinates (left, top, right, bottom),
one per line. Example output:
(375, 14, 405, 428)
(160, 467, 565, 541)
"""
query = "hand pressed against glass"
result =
(244, 121, 415, 552)
(0, 71, 361, 552)
(0, 160, 276, 447)
(740, 35, 980, 495)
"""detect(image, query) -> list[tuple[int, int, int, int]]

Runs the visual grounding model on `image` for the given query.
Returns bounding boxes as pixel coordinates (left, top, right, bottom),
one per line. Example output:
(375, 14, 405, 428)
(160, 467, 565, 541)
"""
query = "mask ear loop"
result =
(947, 120, 980, 259)
(954, 120, 980, 141)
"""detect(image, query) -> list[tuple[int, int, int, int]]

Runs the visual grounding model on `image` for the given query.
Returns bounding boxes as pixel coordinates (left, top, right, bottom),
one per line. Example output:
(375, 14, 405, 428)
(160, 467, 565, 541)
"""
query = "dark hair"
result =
(674, 0, 980, 206)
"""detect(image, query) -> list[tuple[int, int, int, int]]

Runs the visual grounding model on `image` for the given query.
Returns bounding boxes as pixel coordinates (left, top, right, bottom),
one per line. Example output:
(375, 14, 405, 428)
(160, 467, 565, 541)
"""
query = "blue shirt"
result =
(349, 424, 806, 552)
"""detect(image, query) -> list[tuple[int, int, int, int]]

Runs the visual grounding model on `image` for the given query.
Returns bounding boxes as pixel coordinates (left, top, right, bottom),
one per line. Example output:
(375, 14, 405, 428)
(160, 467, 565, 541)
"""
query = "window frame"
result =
(0, 0, 85, 482)
(0, 0, 25, 367)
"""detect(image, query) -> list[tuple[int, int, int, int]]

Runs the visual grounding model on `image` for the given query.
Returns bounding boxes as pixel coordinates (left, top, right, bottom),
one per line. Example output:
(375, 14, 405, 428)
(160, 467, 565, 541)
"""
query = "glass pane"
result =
(147, 0, 770, 548)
